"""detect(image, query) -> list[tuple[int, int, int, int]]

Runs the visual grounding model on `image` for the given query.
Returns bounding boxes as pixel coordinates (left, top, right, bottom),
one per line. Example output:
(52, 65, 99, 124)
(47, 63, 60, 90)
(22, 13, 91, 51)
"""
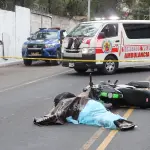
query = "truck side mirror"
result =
(98, 32, 105, 39)
(27, 37, 31, 40)
(62, 35, 65, 39)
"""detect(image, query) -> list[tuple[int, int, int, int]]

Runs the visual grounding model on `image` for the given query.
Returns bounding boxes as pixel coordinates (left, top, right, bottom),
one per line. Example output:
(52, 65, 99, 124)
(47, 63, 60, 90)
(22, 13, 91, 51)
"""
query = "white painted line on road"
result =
(0, 69, 72, 93)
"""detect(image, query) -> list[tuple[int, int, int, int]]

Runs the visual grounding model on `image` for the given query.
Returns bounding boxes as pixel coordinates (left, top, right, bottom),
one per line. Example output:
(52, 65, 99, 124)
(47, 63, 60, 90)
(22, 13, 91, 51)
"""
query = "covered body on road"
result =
(33, 90, 135, 131)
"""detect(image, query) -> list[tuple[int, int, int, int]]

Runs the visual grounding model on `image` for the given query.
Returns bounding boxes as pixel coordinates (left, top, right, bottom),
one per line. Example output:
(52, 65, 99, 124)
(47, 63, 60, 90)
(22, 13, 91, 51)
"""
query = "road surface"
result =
(0, 62, 150, 150)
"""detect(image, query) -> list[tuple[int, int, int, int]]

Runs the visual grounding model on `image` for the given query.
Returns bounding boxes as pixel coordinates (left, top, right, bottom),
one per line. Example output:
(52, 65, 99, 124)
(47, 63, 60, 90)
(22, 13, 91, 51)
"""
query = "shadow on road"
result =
(22, 61, 59, 67)
(65, 67, 150, 77)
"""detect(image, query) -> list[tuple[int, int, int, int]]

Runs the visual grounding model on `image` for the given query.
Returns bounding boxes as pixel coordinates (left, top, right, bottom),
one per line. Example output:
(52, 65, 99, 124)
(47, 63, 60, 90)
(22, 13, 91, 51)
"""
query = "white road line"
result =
(0, 69, 72, 93)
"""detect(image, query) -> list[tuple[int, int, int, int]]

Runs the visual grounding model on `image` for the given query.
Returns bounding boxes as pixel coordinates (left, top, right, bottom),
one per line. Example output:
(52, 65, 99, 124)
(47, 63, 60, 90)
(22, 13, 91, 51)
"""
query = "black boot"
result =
(114, 119, 136, 131)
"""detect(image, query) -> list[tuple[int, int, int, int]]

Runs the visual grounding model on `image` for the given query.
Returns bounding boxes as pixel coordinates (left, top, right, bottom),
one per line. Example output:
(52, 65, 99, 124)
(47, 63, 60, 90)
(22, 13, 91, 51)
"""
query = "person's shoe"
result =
(114, 119, 135, 131)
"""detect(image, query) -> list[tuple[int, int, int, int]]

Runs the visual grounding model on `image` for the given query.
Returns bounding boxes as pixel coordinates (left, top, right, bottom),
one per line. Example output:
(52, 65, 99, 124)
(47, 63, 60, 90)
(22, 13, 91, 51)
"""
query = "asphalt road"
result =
(0, 61, 150, 150)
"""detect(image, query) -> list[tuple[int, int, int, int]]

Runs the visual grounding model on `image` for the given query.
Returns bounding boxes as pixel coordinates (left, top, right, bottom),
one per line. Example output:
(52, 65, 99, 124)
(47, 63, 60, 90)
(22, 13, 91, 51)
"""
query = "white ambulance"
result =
(61, 20, 150, 75)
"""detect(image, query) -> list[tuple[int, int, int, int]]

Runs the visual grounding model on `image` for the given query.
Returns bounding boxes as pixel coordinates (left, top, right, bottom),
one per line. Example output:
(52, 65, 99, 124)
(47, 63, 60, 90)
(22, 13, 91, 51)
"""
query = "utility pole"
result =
(88, 0, 91, 21)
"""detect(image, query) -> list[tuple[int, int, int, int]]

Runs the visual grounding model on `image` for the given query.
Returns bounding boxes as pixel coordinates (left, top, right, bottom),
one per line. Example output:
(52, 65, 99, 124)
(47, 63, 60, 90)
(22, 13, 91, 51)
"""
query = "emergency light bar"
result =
(39, 28, 47, 30)
(49, 27, 60, 30)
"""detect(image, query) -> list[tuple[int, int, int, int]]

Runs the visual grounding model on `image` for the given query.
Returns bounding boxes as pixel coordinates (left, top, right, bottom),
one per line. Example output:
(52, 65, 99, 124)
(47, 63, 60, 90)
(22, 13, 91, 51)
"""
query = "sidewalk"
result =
(0, 59, 22, 67)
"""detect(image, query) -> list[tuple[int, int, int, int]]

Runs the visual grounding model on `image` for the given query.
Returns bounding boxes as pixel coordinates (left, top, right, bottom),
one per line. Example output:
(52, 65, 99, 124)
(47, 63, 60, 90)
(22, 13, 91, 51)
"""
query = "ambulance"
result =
(61, 20, 150, 74)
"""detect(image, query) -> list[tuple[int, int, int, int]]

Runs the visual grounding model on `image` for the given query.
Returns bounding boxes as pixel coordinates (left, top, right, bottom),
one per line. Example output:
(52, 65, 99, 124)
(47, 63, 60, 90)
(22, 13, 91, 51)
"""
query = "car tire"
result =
(52, 49, 62, 65)
(102, 55, 118, 75)
(45, 60, 51, 64)
(74, 68, 88, 73)
(23, 59, 32, 66)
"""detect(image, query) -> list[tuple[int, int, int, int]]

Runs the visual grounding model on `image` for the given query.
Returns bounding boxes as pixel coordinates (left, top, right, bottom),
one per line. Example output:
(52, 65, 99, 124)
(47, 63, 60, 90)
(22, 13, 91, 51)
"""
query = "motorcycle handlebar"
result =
(87, 73, 119, 90)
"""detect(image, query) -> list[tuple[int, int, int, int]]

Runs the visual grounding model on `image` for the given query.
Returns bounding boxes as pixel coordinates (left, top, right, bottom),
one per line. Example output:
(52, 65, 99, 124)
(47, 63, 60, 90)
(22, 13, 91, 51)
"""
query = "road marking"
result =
(80, 128, 105, 150)
(80, 111, 118, 150)
(0, 69, 72, 93)
(80, 74, 150, 150)
(96, 108, 134, 150)
(95, 75, 150, 149)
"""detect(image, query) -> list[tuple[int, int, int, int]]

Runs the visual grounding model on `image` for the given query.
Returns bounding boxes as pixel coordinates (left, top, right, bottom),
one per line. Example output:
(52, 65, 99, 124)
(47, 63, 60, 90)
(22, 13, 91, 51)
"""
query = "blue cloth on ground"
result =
(66, 99, 124, 129)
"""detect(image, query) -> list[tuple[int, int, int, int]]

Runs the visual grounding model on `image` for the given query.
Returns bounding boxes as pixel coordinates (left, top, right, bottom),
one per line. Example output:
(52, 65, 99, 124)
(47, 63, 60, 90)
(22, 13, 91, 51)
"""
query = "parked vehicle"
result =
(83, 73, 150, 109)
(22, 27, 67, 66)
(62, 20, 150, 74)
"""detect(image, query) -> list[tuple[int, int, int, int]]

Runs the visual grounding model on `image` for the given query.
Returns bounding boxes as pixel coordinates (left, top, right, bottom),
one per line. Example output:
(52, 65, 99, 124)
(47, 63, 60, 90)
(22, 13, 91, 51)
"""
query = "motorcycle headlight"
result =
(100, 92, 122, 99)
(108, 93, 113, 98)
(45, 43, 55, 48)
(22, 44, 27, 49)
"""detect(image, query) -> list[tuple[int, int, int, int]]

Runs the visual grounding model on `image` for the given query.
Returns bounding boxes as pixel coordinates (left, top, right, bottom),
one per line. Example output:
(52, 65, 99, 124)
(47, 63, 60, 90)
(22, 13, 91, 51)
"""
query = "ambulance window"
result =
(123, 24, 150, 39)
(101, 24, 118, 38)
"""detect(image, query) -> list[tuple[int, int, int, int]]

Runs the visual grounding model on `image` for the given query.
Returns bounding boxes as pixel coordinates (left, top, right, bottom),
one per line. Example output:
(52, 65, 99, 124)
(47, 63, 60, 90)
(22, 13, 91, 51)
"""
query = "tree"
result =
(66, 0, 87, 17)
(91, 0, 118, 18)
(3, 0, 150, 20)
(117, 0, 150, 19)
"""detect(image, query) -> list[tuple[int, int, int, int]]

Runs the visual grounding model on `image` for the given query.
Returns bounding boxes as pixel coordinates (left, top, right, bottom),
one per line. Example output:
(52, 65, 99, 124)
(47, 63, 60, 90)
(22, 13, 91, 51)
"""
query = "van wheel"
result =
(23, 59, 32, 66)
(74, 68, 88, 73)
(102, 55, 118, 75)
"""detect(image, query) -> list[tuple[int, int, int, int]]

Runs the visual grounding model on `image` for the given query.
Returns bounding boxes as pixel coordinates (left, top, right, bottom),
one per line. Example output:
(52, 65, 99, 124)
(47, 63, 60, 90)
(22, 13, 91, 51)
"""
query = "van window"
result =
(123, 24, 150, 39)
(101, 24, 118, 38)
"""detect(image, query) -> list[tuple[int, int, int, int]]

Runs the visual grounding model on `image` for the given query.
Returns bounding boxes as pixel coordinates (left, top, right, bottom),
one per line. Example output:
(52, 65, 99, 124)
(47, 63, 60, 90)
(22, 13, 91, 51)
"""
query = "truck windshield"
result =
(67, 22, 102, 37)
(31, 31, 58, 40)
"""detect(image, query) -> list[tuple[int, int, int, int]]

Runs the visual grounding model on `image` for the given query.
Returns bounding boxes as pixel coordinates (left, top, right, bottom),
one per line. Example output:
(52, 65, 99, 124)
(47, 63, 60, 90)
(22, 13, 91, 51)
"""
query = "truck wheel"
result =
(23, 59, 32, 66)
(102, 55, 118, 75)
(74, 68, 88, 73)
(45, 60, 51, 64)
(52, 50, 61, 65)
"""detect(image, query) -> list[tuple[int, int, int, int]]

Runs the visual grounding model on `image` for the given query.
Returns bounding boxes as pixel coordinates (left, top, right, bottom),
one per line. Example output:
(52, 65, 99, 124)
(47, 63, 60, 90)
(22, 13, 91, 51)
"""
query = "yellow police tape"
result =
(0, 56, 150, 62)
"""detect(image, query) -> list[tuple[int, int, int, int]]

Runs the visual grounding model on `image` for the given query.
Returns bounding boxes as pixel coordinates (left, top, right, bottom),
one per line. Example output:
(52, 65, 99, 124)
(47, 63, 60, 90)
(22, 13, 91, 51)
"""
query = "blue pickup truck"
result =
(22, 27, 67, 66)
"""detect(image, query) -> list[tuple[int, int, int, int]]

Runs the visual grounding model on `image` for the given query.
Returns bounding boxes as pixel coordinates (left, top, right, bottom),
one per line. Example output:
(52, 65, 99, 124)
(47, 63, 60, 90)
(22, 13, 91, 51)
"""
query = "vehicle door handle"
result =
(115, 40, 120, 42)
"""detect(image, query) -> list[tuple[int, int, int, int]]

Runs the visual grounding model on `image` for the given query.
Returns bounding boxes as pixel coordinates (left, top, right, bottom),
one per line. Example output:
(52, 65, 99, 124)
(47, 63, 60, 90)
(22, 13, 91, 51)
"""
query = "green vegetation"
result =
(1, 0, 150, 19)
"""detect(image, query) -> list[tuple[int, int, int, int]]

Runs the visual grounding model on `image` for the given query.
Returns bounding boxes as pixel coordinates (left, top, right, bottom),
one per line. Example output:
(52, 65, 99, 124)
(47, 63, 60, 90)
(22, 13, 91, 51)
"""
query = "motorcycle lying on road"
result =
(83, 73, 150, 109)
(33, 74, 136, 130)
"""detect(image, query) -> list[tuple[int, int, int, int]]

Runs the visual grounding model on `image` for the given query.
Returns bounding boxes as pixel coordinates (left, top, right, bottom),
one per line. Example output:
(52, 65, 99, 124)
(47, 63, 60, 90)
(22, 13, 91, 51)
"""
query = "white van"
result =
(62, 20, 150, 74)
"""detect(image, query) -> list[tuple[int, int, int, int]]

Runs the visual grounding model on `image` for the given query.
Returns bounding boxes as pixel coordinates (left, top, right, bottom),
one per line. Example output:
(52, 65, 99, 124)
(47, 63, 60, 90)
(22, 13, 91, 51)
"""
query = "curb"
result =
(0, 60, 23, 67)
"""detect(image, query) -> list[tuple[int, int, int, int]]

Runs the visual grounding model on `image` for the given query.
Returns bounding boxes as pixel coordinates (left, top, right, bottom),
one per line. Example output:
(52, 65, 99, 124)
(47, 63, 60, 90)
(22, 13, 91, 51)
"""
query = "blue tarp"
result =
(66, 99, 124, 129)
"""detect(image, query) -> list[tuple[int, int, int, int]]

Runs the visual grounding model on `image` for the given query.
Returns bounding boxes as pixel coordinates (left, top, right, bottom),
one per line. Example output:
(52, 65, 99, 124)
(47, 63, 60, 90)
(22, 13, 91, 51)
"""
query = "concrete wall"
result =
(0, 9, 15, 58)
(15, 6, 30, 57)
(30, 13, 79, 34)
(51, 15, 79, 33)
(0, 6, 79, 65)
(0, 6, 30, 64)
(30, 13, 52, 33)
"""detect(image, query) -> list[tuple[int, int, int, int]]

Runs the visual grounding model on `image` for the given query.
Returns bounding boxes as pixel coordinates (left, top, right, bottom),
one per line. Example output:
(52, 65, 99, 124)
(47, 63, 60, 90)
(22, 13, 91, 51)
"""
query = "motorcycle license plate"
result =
(69, 63, 74, 67)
